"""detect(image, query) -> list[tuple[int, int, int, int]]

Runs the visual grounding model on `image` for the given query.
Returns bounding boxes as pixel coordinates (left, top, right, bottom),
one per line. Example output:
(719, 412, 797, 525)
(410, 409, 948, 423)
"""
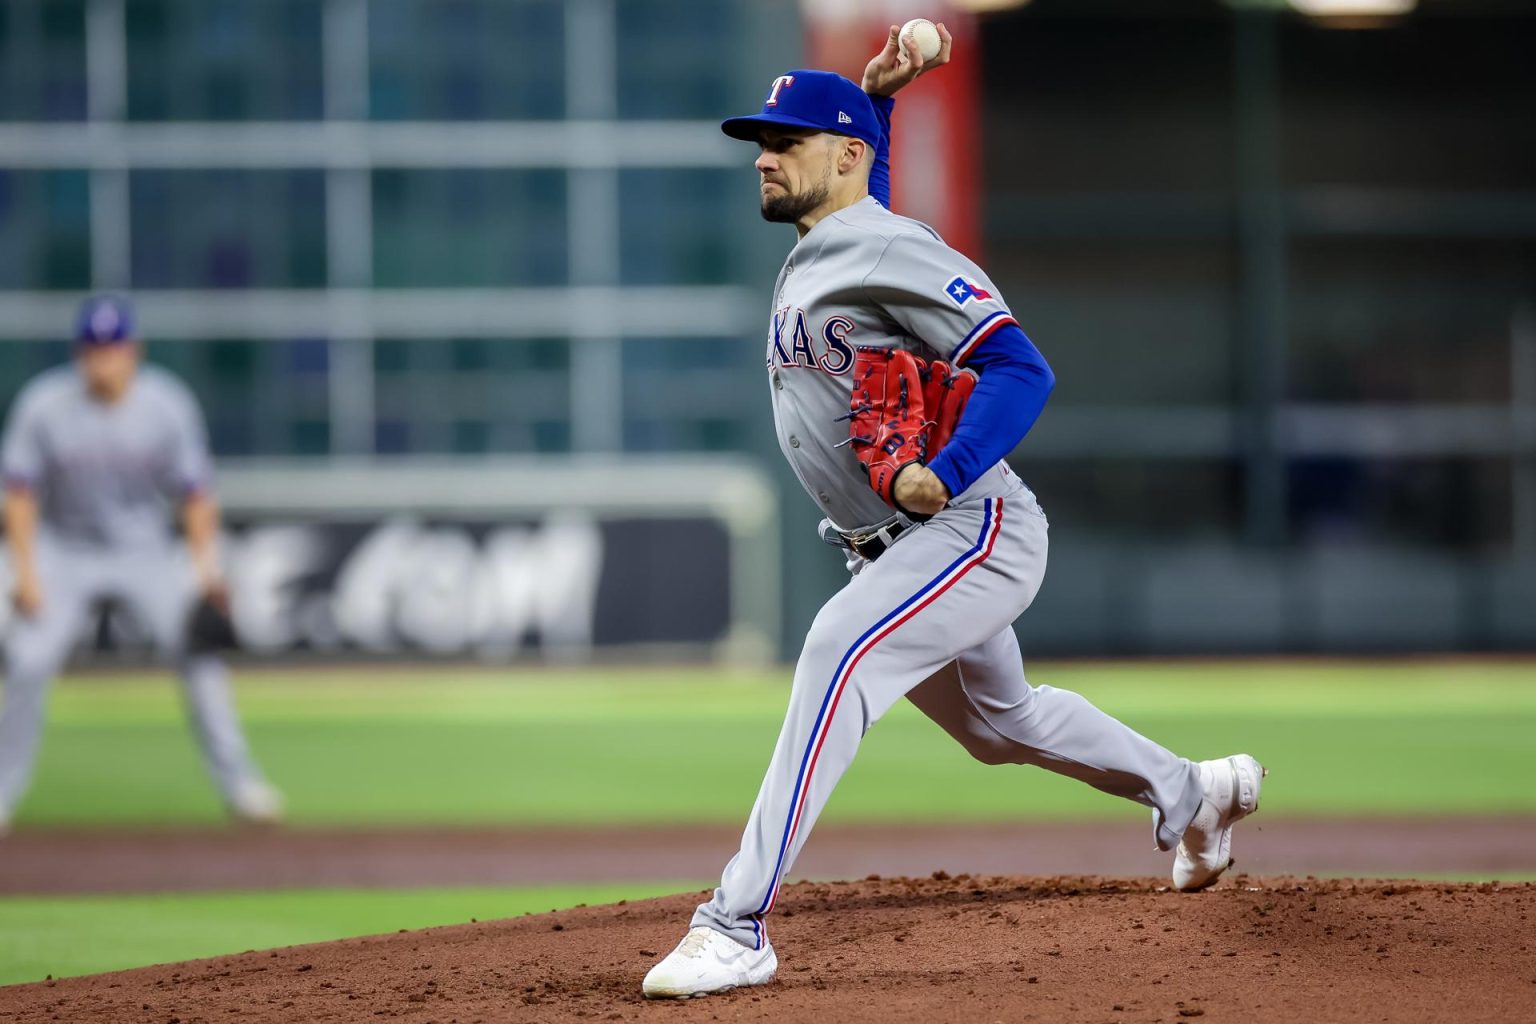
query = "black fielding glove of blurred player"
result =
(186, 591, 239, 654)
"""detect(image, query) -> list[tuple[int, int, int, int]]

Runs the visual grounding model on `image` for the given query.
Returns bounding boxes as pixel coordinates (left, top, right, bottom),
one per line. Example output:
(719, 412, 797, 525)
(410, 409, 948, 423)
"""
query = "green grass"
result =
(0, 882, 694, 987)
(12, 660, 1536, 827)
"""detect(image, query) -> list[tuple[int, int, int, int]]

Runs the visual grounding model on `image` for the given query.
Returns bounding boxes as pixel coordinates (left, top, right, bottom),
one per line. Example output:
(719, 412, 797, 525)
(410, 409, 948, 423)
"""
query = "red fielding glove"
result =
(841, 346, 930, 508)
(920, 359, 978, 454)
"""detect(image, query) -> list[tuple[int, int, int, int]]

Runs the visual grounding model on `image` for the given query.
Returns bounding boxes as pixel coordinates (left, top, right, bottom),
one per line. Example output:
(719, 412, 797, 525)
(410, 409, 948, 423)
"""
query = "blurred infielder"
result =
(644, 28, 1264, 998)
(0, 295, 282, 832)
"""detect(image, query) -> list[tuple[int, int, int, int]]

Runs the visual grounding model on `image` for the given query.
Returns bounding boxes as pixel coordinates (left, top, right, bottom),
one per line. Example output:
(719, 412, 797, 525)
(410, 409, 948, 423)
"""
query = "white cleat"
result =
(1173, 754, 1266, 892)
(228, 780, 286, 826)
(642, 926, 777, 999)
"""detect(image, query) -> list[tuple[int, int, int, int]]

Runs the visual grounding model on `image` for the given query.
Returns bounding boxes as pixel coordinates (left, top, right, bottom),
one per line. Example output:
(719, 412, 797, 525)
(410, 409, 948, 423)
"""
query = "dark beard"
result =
(761, 181, 830, 223)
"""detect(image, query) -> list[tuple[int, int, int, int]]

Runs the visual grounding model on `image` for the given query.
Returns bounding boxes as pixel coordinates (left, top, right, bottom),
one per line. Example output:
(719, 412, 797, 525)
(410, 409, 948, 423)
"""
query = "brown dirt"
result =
(1, 874, 1534, 1023)
(3, 817, 1534, 894)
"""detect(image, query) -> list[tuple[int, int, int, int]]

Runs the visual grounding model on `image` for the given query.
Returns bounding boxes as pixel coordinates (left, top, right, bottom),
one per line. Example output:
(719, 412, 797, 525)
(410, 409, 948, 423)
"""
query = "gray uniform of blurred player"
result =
(0, 295, 281, 830)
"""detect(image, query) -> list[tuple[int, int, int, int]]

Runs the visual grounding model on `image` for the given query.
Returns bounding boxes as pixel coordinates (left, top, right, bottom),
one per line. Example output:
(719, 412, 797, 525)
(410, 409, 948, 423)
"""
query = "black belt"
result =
(841, 520, 909, 562)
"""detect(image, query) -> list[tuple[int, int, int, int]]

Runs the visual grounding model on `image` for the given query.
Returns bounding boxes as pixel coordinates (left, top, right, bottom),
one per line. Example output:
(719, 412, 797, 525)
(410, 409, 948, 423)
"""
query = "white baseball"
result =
(898, 18, 942, 64)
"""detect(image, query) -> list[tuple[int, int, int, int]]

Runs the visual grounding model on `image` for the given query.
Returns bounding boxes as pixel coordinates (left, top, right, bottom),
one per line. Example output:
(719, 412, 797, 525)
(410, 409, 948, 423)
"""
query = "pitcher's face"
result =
(754, 127, 835, 223)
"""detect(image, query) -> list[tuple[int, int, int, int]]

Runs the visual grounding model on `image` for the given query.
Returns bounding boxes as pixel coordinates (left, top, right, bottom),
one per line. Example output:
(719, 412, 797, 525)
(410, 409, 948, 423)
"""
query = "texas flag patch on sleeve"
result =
(945, 275, 996, 307)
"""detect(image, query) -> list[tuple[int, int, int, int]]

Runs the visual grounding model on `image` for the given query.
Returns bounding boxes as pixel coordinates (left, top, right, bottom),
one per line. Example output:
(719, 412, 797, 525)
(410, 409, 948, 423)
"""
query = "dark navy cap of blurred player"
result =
(73, 294, 136, 347)
(721, 70, 882, 150)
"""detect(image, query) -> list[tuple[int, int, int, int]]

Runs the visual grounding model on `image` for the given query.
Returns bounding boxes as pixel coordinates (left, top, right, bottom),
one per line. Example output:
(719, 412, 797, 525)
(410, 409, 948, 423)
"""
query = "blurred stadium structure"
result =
(0, 0, 1532, 659)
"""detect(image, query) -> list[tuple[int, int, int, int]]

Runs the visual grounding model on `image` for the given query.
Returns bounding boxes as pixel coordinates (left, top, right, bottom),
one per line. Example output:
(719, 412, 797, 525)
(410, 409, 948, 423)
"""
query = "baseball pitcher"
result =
(643, 28, 1264, 998)
(0, 295, 283, 832)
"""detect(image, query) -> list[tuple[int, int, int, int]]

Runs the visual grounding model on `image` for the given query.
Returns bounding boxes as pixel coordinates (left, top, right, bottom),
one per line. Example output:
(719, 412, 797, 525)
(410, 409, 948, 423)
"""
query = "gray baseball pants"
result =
(0, 536, 267, 819)
(693, 485, 1206, 950)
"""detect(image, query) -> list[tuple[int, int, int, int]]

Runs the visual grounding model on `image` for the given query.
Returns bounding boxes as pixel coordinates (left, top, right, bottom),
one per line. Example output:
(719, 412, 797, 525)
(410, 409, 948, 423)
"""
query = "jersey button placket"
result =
(789, 436, 801, 448)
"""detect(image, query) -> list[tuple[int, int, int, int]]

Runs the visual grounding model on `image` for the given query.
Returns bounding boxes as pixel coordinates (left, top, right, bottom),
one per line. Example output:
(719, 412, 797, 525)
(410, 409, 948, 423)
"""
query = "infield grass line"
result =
(10, 660, 1535, 826)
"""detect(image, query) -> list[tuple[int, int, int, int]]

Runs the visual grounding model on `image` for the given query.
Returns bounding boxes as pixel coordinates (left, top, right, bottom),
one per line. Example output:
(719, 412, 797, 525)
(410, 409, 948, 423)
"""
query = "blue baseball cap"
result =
(721, 70, 882, 150)
(73, 294, 137, 347)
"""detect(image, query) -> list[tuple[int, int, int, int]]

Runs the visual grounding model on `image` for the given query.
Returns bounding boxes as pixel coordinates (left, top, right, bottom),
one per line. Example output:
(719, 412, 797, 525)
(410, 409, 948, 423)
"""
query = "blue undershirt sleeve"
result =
(868, 94, 894, 209)
(924, 323, 1055, 499)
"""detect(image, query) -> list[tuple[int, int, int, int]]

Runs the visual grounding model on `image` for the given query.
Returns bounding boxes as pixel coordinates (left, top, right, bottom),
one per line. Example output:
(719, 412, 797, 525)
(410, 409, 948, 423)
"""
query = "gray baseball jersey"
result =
(689, 198, 1206, 952)
(0, 363, 270, 822)
(765, 196, 1019, 533)
(2, 365, 211, 548)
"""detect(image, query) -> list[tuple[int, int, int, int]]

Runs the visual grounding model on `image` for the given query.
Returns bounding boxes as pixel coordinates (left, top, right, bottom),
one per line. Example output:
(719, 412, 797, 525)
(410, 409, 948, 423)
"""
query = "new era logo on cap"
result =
(838, 111, 852, 124)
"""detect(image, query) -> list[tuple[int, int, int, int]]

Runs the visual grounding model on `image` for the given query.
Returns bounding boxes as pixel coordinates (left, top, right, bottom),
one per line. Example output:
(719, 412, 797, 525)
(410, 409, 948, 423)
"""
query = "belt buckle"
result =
(846, 521, 902, 562)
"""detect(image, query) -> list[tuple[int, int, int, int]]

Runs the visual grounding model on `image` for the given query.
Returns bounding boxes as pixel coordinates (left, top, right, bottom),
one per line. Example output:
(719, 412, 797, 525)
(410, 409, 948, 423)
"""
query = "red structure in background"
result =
(804, 5, 983, 261)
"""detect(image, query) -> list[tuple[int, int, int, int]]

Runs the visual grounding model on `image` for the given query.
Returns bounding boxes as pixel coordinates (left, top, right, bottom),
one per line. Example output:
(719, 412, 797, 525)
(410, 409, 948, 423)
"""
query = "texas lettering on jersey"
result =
(767, 307, 856, 375)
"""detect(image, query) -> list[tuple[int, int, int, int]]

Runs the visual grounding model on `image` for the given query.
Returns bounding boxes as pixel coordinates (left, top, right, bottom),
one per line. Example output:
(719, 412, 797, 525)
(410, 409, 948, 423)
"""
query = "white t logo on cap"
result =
(766, 75, 795, 106)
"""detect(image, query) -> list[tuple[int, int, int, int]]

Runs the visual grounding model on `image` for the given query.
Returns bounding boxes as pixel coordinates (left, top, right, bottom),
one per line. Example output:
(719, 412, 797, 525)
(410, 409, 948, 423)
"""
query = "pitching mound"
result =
(1, 874, 1531, 1023)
